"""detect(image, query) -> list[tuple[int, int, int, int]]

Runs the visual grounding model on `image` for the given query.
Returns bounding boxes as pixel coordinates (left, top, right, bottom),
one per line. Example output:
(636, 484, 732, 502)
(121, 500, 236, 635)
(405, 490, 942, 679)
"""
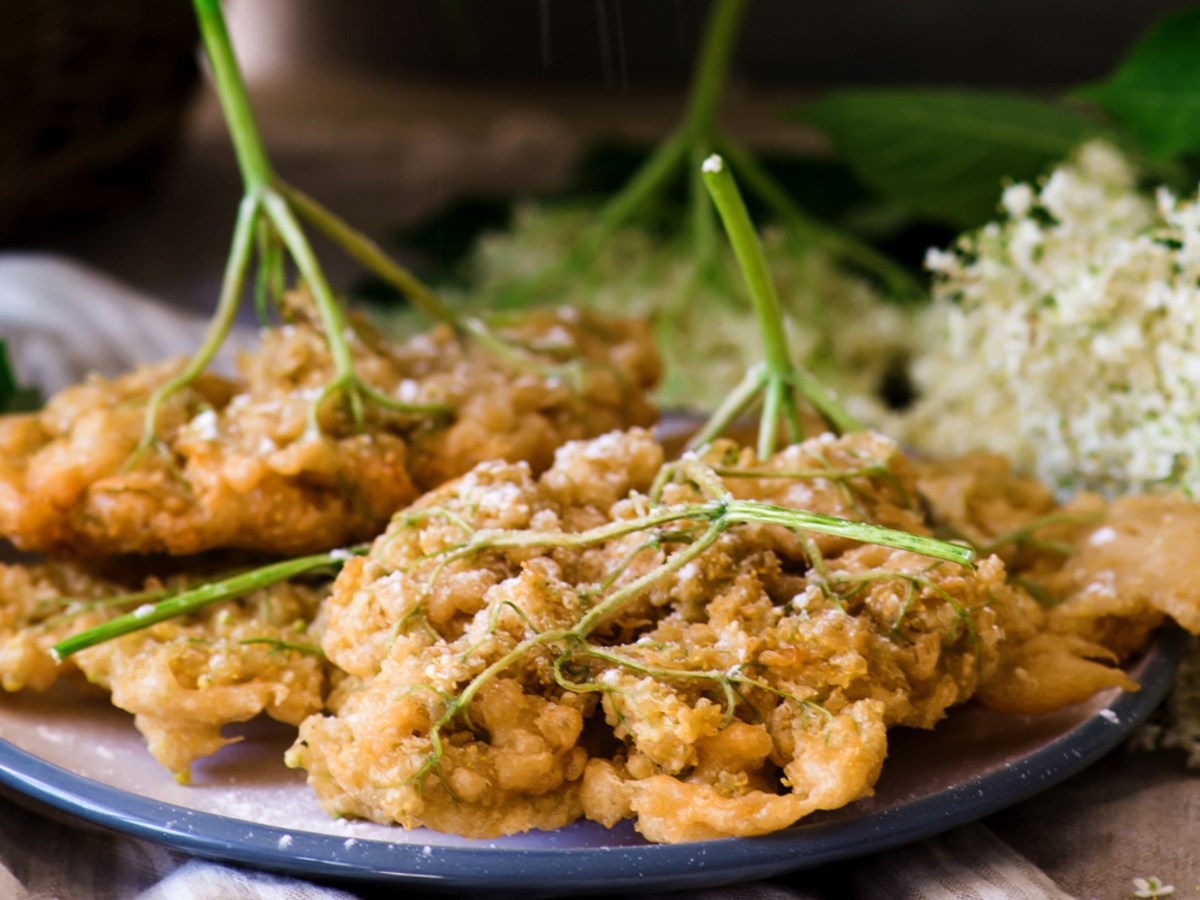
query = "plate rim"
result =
(0, 627, 1182, 895)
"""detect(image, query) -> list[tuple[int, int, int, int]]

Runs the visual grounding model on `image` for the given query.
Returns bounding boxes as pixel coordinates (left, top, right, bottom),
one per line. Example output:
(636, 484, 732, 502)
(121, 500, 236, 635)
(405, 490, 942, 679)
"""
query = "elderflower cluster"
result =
(901, 140, 1200, 496)
(457, 203, 916, 419)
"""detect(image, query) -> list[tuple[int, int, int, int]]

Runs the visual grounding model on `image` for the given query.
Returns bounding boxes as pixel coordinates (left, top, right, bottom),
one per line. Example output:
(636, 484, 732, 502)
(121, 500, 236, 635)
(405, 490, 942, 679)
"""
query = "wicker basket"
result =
(0, 2, 198, 242)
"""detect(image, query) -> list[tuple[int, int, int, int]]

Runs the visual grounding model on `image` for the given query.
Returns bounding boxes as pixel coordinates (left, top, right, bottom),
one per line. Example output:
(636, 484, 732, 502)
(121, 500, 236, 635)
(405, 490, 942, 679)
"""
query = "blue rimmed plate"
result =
(0, 628, 1181, 895)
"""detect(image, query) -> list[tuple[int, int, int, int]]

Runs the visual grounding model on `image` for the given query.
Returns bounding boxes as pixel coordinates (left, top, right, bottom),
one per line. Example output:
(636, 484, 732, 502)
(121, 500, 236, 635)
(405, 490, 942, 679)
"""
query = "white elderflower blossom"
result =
(902, 140, 1200, 497)
(1131, 875, 1175, 899)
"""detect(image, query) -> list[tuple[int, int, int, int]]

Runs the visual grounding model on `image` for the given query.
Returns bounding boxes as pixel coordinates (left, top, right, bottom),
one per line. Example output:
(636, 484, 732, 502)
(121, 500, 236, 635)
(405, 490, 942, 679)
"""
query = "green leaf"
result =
(797, 90, 1101, 228)
(0, 340, 15, 412)
(0, 340, 40, 414)
(1077, 7, 1200, 161)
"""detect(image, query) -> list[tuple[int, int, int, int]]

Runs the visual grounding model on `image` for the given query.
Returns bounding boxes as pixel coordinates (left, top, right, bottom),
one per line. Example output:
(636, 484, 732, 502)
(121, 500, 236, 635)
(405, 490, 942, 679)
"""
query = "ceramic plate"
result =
(0, 628, 1180, 896)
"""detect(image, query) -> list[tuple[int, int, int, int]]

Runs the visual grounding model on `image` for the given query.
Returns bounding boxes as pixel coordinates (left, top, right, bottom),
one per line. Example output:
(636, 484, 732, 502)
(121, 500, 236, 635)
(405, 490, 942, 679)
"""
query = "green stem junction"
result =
(139, 0, 579, 452)
(687, 154, 863, 457)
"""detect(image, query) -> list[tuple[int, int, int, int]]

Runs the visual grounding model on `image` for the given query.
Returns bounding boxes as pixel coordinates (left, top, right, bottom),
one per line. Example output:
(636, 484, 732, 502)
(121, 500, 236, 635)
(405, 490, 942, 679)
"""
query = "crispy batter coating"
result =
(916, 454, 1152, 714)
(0, 562, 122, 693)
(288, 429, 1049, 842)
(0, 560, 330, 780)
(1039, 494, 1200, 641)
(0, 302, 658, 558)
(74, 578, 328, 781)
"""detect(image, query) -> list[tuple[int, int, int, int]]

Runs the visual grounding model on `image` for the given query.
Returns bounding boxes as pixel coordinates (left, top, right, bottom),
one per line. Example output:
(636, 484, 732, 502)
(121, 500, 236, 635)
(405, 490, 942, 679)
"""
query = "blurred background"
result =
(3, 0, 1195, 313)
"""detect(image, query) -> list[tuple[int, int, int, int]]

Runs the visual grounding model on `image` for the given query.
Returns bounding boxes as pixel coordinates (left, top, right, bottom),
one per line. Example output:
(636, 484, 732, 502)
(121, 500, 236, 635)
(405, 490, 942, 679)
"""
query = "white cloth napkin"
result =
(0, 254, 252, 394)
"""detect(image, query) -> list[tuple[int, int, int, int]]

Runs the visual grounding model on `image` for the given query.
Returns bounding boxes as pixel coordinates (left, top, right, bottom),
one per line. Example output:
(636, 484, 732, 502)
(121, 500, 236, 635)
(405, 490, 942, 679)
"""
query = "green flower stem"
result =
(680, 0, 748, 142)
(192, 0, 368, 429)
(569, 644, 811, 719)
(193, 0, 272, 190)
(561, 0, 741, 260)
(977, 510, 1102, 556)
(720, 499, 973, 566)
(589, 0, 740, 230)
(701, 154, 861, 453)
(715, 133, 924, 301)
(50, 458, 972, 662)
(38, 588, 173, 629)
(421, 453, 971, 765)
(262, 192, 364, 424)
(713, 462, 892, 483)
(446, 506, 710, 559)
(445, 518, 726, 730)
(565, 0, 920, 311)
(676, 455, 734, 500)
(593, 131, 689, 248)
(702, 153, 804, 388)
(446, 496, 971, 570)
(51, 547, 365, 662)
(458, 315, 562, 376)
(452, 628, 572, 726)
(135, 192, 260, 453)
(182, 0, 461, 435)
(239, 637, 324, 656)
(687, 363, 767, 451)
(575, 520, 726, 635)
(280, 182, 581, 389)
(278, 182, 460, 329)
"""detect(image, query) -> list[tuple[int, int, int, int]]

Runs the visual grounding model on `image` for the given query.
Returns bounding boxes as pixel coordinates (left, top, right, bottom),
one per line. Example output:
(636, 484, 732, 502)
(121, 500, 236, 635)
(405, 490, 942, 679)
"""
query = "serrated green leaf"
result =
(1077, 7, 1200, 161)
(797, 90, 1101, 228)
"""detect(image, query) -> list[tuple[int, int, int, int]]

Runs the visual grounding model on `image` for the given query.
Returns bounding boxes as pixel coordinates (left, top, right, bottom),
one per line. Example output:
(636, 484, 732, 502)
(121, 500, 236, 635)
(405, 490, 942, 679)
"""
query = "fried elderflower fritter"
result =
(0, 561, 125, 694)
(0, 300, 659, 558)
(287, 428, 1119, 843)
(0, 560, 330, 781)
(917, 454, 1200, 715)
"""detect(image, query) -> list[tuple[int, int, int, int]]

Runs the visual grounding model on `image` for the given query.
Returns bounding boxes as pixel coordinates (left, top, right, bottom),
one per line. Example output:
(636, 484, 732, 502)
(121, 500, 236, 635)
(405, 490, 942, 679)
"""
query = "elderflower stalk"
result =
(526, 0, 918, 305)
(50, 547, 366, 661)
(688, 154, 863, 456)
(50, 463, 973, 661)
(133, 192, 259, 456)
(142, 0, 583, 444)
(144, 0, 440, 433)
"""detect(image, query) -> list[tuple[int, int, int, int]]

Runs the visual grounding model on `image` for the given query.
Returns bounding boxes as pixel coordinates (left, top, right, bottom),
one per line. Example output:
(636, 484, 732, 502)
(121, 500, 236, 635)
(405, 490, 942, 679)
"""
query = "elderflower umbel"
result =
(902, 140, 1200, 497)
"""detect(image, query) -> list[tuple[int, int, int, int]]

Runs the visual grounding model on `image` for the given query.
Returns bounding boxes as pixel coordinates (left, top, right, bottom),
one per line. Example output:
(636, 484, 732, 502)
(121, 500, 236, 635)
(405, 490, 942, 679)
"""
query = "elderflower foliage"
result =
(901, 140, 1200, 496)
(459, 203, 915, 418)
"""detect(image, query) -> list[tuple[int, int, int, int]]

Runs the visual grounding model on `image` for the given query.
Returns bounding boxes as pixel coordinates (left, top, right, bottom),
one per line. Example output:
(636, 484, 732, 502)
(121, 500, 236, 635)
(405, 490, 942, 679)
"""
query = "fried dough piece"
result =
(0, 302, 658, 557)
(916, 453, 1058, 540)
(74, 578, 328, 782)
(0, 562, 124, 693)
(583, 701, 888, 844)
(0, 559, 329, 780)
(1040, 494, 1200, 645)
(975, 633, 1136, 715)
(917, 453, 1167, 713)
(289, 428, 1042, 842)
